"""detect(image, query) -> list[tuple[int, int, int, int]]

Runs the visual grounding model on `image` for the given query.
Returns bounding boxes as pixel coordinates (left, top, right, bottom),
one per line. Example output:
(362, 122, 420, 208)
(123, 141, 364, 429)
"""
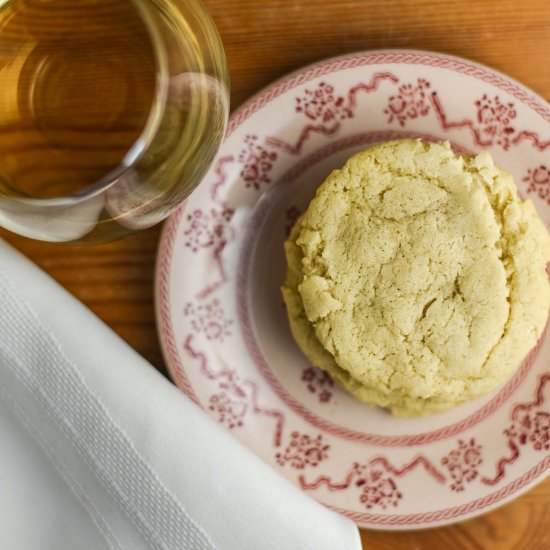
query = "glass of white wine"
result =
(0, 0, 229, 243)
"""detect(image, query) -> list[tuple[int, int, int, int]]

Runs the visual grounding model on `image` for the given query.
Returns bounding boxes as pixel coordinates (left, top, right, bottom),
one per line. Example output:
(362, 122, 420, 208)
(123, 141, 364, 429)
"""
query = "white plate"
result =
(155, 50, 550, 529)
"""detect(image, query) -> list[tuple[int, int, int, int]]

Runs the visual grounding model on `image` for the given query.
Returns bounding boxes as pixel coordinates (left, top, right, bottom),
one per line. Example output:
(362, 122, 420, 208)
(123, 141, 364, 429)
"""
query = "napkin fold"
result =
(0, 239, 361, 550)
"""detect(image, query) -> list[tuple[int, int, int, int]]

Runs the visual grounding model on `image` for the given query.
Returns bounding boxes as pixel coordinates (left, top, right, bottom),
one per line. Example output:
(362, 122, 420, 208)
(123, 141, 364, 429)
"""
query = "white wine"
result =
(0, 0, 228, 243)
(0, 0, 157, 198)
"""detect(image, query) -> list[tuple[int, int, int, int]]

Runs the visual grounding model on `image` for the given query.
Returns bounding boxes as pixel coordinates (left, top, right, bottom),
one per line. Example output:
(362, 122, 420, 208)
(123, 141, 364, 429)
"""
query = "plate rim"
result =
(223, 47, 550, 138)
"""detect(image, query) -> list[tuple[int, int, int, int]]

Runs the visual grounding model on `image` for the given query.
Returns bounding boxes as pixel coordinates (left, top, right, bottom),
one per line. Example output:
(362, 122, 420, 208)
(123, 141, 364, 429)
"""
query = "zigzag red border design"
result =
(226, 51, 550, 137)
(210, 155, 235, 203)
(266, 72, 399, 155)
(482, 373, 550, 485)
(327, 455, 550, 526)
(430, 93, 550, 150)
(183, 335, 285, 447)
(299, 455, 446, 491)
(511, 130, 550, 151)
(430, 92, 493, 147)
(196, 157, 235, 299)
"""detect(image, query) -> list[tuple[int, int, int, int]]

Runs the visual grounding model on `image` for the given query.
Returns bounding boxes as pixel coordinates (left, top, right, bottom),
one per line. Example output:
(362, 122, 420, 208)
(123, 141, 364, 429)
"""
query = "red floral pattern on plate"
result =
(183, 335, 285, 446)
(184, 298, 233, 342)
(431, 91, 550, 151)
(300, 454, 445, 511)
(238, 134, 278, 190)
(523, 165, 550, 204)
(475, 94, 517, 149)
(384, 78, 431, 126)
(483, 374, 550, 485)
(183, 206, 234, 253)
(189, 157, 240, 299)
(295, 81, 353, 123)
(276, 432, 330, 469)
(354, 464, 403, 510)
(441, 438, 483, 492)
(267, 72, 398, 155)
(507, 410, 550, 451)
(301, 366, 334, 403)
(209, 388, 247, 429)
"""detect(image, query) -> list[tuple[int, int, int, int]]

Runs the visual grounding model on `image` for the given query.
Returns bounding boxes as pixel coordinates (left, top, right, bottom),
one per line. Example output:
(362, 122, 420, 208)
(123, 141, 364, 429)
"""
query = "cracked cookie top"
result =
(283, 140, 550, 415)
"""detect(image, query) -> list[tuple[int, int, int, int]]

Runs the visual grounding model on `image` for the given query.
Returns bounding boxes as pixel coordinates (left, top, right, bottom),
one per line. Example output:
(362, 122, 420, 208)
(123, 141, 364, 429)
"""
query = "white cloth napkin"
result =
(0, 239, 361, 550)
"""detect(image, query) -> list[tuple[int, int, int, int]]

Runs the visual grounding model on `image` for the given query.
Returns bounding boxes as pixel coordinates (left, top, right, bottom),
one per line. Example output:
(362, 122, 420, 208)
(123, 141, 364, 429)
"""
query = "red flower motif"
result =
(319, 389, 332, 403)
(441, 438, 483, 492)
(523, 165, 550, 204)
(301, 366, 334, 403)
(353, 464, 402, 509)
(301, 368, 316, 383)
(531, 412, 550, 450)
(183, 206, 234, 252)
(184, 298, 233, 342)
(276, 432, 330, 469)
(384, 78, 431, 126)
(238, 135, 278, 190)
(299, 455, 445, 510)
(474, 94, 517, 149)
(207, 370, 248, 429)
(505, 409, 550, 452)
(208, 390, 247, 429)
(295, 82, 352, 123)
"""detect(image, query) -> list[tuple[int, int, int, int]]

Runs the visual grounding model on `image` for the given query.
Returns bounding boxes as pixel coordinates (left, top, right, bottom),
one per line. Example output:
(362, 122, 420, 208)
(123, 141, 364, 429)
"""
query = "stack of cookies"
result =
(282, 140, 550, 416)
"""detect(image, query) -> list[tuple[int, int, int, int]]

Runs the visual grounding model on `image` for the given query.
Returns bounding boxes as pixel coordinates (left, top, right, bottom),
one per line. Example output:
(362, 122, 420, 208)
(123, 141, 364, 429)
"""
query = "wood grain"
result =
(2, 0, 550, 547)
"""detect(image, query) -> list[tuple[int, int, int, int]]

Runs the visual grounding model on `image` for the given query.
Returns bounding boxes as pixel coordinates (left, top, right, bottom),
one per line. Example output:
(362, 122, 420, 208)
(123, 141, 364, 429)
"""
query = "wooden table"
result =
(2, 0, 550, 547)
